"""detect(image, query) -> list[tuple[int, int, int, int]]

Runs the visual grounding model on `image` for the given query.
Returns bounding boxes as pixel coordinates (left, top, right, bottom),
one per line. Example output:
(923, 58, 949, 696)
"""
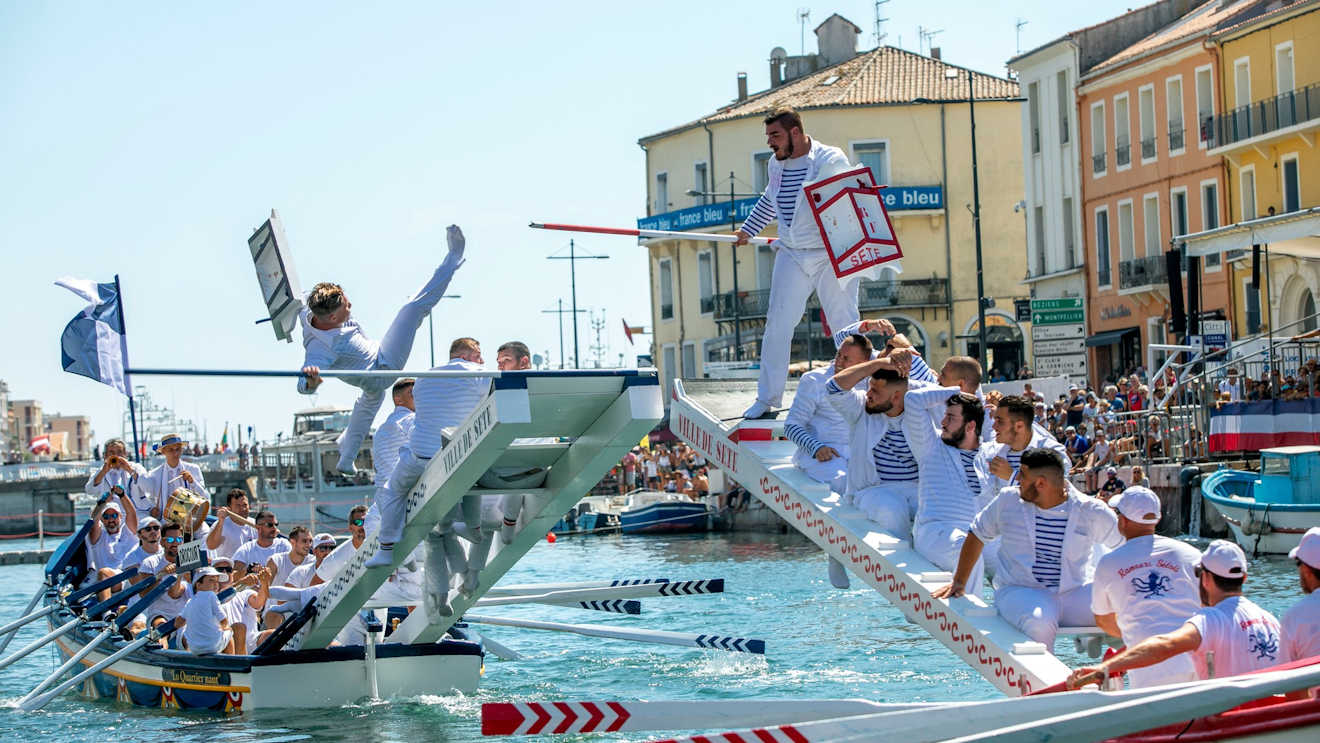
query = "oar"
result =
(462, 614, 765, 655)
(475, 632, 525, 661)
(0, 589, 48, 656)
(484, 578, 723, 601)
(64, 567, 140, 606)
(21, 621, 181, 711)
(0, 616, 81, 672)
(485, 578, 678, 595)
(528, 221, 778, 246)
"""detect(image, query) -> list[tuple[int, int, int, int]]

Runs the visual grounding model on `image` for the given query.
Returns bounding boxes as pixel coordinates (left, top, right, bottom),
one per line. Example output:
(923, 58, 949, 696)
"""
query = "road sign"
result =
(1035, 353, 1088, 377)
(1014, 299, 1032, 323)
(1032, 323, 1086, 341)
(1030, 298, 1083, 311)
(1201, 319, 1230, 351)
(1032, 309, 1085, 325)
(1033, 338, 1085, 356)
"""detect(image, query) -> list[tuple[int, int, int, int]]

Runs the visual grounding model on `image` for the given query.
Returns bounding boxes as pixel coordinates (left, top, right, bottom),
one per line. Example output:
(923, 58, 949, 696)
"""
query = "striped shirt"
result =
(1032, 506, 1069, 590)
(409, 358, 491, 459)
(958, 449, 980, 495)
(1005, 449, 1023, 483)
(372, 405, 415, 482)
(873, 427, 918, 482)
(741, 161, 810, 236)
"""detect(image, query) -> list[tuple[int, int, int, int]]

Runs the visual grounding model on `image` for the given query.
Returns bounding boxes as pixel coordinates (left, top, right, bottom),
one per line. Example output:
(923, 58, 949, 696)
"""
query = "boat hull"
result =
(1201, 470, 1320, 554)
(619, 502, 708, 534)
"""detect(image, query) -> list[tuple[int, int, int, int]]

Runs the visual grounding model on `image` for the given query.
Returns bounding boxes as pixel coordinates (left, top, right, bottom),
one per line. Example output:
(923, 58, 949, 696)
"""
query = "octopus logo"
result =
(1248, 629, 1278, 661)
(1130, 570, 1172, 599)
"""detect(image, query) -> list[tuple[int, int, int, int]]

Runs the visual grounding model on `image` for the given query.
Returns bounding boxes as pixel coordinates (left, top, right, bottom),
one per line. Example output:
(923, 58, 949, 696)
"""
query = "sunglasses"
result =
(163, 536, 184, 544)
(350, 518, 365, 527)
(315, 544, 335, 551)
(140, 525, 160, 532)
(214, 565, 234, 573)
(100, 513, 120, 521)
(259, 522, 279, 528)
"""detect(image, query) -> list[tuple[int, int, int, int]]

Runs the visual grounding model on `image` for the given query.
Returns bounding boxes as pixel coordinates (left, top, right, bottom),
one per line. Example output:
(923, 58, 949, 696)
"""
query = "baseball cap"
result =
(1105, 466, 1118, 475)
(1065, 426, 1076, 433)
(100, 500, 122, 514)
(1113, 487, 1161, 524)
(313, 533, 337, 549)
(195, 566, 222, 579)
(137, 516, 161, 530)
(1288, 526, 1320, 569)
(1197, 539, 1248, 579)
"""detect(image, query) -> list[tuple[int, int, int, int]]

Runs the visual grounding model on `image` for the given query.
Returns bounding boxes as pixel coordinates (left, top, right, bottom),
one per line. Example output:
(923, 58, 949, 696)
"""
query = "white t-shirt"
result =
(181, 590, 227, 653)
(269, 550, 315, 586)
(118, 544, 160, 572)
(1187, 596, 1283, 679)
(1218, 378, 1241, 402)
(232, 538, 291, 571)
(287, 560, 319, 589)
(222, 587, 261, 633)
(139, 552, 193, 619)
(1281, 590, 1320, 663)
(85, 525, 138, 573)
(210, 518, 257, 560)
(644, 460, 658, 477)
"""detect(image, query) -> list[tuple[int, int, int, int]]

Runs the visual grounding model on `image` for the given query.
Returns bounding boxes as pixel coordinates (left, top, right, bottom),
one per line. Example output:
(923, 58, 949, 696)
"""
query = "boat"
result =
(1201, 445, 1320, 555)
(256, 406, 376, 528)
(551, 494, 623, 535)
(618, 490, 709, 534)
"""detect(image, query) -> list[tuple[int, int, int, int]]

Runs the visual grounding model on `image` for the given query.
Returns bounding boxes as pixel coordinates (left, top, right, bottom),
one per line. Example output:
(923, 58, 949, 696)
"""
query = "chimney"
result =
(930, 47, 941, 61)
(769, 46, 787, 88)
(815, 13, 861, 67)
(737, 72, 748, 102)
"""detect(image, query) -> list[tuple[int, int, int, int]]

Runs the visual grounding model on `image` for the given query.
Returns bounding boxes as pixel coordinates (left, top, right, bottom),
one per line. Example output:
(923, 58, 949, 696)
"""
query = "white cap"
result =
(312, 533, 337, 549)
(1197, 539, 1248, 579)
(100, 500, 122, 513)
(1288, 526, 1320, 569)
(195, 566, 222, 580)
(1114, 487, 1161, 524)
(1105, 466, 1118, 475)
(137, 516, 160, 530)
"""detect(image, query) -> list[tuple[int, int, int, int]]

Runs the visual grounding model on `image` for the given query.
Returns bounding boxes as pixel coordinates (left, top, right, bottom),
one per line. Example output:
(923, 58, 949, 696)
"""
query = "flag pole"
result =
(113, 274, 142, 463)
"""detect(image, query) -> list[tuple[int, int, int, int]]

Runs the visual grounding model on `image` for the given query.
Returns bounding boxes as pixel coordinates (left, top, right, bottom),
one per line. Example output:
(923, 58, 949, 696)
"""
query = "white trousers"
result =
(994, 583, 1094, 648)
(798, 455, 849, 495)
(337, 261, 461, 468)
(916, 521, 984, 594)
(375, 448, 429, 545)
(755, 248, 860, 407)
(1126, 655, 1198, 688)
(854, 484, 913, 539)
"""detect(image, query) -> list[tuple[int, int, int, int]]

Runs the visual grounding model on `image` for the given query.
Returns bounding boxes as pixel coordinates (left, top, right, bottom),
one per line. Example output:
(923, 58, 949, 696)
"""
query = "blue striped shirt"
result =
(873, 427, 918, 482)
(741, 163, 810, 236)
(958, 449, 980, 495)
(1032, 508, 1069, 590)
(1005, 449, 1023, 485)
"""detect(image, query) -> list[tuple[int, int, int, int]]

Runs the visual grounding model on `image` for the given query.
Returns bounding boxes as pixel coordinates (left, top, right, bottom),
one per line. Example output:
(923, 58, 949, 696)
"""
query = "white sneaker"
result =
(336, 457, 358, 476)
(500, 518, 517, 545)
(827, 557, 851, 589)
(742, 400, 771, 419)
(444, 225, 465, 266)
(363, 545, 394, 569)
(426, 589, 453, 619)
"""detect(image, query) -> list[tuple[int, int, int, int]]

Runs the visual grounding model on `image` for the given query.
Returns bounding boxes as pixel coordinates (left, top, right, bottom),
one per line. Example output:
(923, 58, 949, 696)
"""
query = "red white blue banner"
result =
(1209, 399, 1320, 452)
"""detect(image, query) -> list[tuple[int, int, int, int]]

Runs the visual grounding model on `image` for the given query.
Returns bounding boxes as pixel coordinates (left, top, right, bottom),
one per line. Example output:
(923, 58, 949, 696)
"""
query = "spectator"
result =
(1129, 465, 1150, 489)
(1022, 383, 1044, 403)
(1144, 416, 1166, 460)
(643, 452, 660, 489)
(621, 448, 639, 494)
(1063, 427, 1088, 459)
(1098, 467, 1126, 502)
(1066, 386, 1086, 428)
(1218, 369, 1242, 402)
(1105, 385, 1126, 414)
(1074, 431, 1114, 493)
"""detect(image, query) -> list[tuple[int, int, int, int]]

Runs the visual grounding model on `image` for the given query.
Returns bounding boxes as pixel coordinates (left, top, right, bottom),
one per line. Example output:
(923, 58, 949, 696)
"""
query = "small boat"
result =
(258, 406, 375, 528)
(1201, 445, 1320, 555)
(618, 490, 709, 535)
(551, 495, 623, 535)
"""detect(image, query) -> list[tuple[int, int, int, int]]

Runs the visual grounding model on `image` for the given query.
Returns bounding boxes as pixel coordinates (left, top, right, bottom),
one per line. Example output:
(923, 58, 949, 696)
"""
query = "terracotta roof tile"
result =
(1088, 0, 1265, 75)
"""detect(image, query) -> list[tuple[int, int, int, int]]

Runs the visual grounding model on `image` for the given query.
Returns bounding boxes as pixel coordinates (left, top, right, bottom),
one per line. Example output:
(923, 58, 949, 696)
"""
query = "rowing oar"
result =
(475, 580, 722, 606)
(484, 578, 682, 595)
(529, 222, 778, 246)
(462, 614, 765, 655)
(0, 594, 62, 656)
(481, 699, 940, 737)
(472, 631, 525, 661)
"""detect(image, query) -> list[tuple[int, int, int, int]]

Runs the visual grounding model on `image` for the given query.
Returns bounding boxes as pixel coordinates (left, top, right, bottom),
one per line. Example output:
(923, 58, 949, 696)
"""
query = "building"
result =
(1182, 0, 1320, 355)
(10, 399, 43, 458)
(46, 414, 92, 460)
(1007, 0, 1210, 383)
(638, 14, 1028, 400)
(1077, 1, 1270, 385)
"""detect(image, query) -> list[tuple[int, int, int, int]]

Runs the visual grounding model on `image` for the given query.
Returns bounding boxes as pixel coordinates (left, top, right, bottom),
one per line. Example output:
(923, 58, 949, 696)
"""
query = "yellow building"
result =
(637, 16, 1028, 400)
(1184, 0, 1320, 345)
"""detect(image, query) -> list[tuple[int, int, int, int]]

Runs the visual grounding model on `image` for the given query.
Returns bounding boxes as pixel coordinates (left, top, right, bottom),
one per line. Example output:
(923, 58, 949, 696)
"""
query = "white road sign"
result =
(1032, 323, 1086, 341)
(1033, 338, 1086, 356)
(1035, 353, 1088, 377)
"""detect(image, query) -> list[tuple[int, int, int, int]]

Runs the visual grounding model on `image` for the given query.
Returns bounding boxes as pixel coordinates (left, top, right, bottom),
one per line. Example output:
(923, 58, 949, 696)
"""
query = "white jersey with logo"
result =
(1281, 590, 1320, 663)
(1187, 595, 1283, 679)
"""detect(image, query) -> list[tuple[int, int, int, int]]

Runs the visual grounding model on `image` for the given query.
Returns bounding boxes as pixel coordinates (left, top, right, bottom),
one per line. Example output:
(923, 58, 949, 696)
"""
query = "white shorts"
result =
(188, 628, 231, 655)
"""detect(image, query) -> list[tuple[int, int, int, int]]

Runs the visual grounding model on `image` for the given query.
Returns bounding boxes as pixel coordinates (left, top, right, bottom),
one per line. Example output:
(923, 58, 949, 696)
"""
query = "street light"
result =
(947, 65, 989, 380)
(687, 175, 761, 360)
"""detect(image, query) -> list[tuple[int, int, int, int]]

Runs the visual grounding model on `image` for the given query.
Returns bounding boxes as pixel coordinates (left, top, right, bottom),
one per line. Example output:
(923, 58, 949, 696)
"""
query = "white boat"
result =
(257, 406, 375, 528)
(1201, 446, 1320, 555)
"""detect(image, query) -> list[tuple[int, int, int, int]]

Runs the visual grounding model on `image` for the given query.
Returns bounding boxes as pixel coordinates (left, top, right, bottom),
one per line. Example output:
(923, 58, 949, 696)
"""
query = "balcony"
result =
(1092, 151, 1106, 174)
(1118, 255, 1168, 291)
(713, 277, 950, 322)
(1168, 124, 1184, 152)
(1140, 136, 1156, 160)
(1203, 82, 1320, 151)
(699, 296, 716, 314)
(1116, 137, 1131, 167)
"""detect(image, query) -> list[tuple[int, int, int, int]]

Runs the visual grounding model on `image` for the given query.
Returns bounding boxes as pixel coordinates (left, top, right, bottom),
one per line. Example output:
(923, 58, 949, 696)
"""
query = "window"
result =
(1277, 43, 1296, 127)
(1138, 85, 1156, 162)
(1091, 102, 1107, 175)
(756, 245, 774, 289)
(659, 258, 674, 320)
(1234, 58, 1251, 107)
(693, 162, 708, 205)
(1171, 188, 1189, 239)
(1062, 197, 1076, 267)
(852, 141, 889, 184)
(662, 345, 676, 399)
(1283, 155, 1301, 213)
(1115, 94, 1131, 168)
(1095, 207, 1112, 288)
(1202, 181, 1221, 268)
(697, 251, 714, 314)
(655, 172, 668, 214)
(1028, 81, 1041, 154)
(1241, 167, 1257, 220)
(1033, 205, 1046, 274)
(1143, 194, 1161, 257)
(1195, 65, 1214, 147)
(1166, 76, 1184, 154)
(1057, 71, 1070, 144)
(1118, 200, 1135, 262)
(753, 152, 772, 193)
(682, 342, 696, 379)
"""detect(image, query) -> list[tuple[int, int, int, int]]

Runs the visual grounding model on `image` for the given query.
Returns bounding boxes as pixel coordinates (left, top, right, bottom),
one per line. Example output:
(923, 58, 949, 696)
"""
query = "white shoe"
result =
(827, 557, 851, 589)
(426, 589, 453, 619)
(500, 518, 517, 545)
(337, 457, 358, 476)
(364, 545, 394, 569)
(444, 225, 465, 266)
(742, 400, 772, 419)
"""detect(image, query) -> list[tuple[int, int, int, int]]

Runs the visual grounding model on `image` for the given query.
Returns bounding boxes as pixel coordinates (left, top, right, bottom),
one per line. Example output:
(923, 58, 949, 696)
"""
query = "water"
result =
(0, 532, 1310, 742)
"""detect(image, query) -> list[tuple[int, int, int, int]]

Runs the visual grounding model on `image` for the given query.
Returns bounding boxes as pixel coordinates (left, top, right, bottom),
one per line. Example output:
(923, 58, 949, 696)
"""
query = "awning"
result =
(1085, 328, 1138, 347)
(1178, 207, 1320, 257)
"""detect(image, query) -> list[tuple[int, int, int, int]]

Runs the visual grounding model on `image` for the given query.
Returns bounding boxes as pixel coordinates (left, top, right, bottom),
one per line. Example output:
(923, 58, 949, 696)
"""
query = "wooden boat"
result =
(1201, 446, 1320, 555)
(618, 491, 709, 534)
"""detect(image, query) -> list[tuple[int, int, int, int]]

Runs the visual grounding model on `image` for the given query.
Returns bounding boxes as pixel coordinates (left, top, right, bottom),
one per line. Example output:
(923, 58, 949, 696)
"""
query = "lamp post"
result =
(542, 299, 587, 369)
(547, 240, 608, 368)
(686, 174, 760, 360)
(948, 66, 989, 380)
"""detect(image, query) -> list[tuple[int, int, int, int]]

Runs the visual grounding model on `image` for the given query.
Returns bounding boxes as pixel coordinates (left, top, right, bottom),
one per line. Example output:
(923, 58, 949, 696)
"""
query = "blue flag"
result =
(56, 277, 132, 397)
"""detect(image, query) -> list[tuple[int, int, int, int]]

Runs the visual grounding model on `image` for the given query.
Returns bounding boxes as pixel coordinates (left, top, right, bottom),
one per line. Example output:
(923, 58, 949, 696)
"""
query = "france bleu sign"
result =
(637, 186, 944, 232)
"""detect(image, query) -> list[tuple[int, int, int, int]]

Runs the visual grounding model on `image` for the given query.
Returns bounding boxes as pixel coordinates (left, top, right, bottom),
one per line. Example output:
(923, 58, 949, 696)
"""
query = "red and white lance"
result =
(529, 222, 778, 245)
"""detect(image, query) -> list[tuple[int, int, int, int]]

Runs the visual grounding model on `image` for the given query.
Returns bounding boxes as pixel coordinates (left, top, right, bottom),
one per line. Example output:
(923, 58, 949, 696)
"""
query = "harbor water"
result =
(0, 531, 1309, 742)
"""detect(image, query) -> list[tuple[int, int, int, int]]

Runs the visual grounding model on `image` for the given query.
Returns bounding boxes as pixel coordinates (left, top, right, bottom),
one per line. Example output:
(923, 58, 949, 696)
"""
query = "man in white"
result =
(298, 226, 466, 474)
(84, 438, 148, 521)
(178, 567, 233, 654)
(1068, 540, 1282, 686)
(212, 556, 269, 654)
(232, 511, 291, 582)
(118, 516, 162, 576)
(734, 107, 859, 419)
(205, 488, 257, 561)
(905, 385, 990, 590)
(85, 493, 138, 587)
(935, 449, 1122, 647)
(367, 336, 490, 568)
(784, 332, 874, 494)
(372, 378, 416, 483)
(1283, 526, 1320, 663)
(135, 434, 206, 521)
(1218, 368, 1242, 402)
(979, 395, 1070, 510)
(1090, 487, 1202, 687)
(140, 523, 193, 630)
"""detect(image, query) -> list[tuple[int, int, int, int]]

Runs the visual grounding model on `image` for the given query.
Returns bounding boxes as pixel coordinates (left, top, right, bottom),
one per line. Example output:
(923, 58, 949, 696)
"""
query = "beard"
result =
(940, 430, 962, 447)
(773, 139, 797, 160)
(865, 400, 893, 415)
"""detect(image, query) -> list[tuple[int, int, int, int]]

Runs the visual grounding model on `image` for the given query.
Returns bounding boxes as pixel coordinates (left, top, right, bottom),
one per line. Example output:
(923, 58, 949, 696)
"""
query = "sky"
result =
(1, 0, 1145, 450)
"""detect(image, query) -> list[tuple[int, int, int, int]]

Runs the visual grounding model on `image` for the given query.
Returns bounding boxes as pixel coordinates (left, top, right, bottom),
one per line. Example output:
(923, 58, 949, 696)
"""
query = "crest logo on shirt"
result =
(1130, 570, 1172, 599)
(1248, 629, 1278, 661)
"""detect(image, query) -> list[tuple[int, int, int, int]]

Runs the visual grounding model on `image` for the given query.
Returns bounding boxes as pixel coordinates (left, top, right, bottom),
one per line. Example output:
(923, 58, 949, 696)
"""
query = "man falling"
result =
(300, 225, 466, 474)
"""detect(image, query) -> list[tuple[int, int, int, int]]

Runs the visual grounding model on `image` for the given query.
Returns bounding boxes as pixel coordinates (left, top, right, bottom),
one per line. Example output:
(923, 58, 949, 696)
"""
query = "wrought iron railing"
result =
(1116, 137, 1131, 166)
(1118, 254, 1168, 291)
(1202, 82, 1320, 148)
(1168, 124, 1184, 151)
(713, 277, 950, 321)
(1092, 151, 1106, 174)
(1140, 136, 1156, 160)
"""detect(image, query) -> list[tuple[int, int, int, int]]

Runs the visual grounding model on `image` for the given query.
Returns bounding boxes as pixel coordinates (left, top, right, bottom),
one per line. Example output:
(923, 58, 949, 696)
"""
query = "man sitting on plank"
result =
(784, 331, 875, 495)
(232, 511, 291, 582)
(298, 226, 466, 474)
(139, 522, 193, 644)
(85, 493, 138, 593)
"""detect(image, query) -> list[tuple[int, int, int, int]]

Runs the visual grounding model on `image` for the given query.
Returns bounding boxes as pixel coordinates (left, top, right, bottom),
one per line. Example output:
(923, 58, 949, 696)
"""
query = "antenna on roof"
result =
(797, 8, 810, 55)
(918, 25, 943, 56)
(1015, 18, 1028, 55)
(874, 0, 890, 47)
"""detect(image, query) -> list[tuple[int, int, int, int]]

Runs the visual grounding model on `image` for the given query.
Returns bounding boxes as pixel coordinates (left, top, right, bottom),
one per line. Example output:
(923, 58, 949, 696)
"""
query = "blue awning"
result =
(1085, 328, 1138, 347)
